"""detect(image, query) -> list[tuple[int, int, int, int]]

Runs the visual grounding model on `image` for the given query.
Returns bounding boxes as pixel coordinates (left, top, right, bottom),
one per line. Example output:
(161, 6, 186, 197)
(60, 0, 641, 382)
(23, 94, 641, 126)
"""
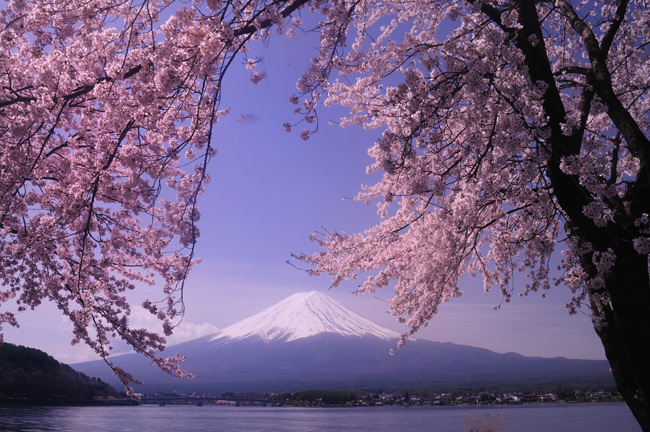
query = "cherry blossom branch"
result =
(555, 0, 649, 173)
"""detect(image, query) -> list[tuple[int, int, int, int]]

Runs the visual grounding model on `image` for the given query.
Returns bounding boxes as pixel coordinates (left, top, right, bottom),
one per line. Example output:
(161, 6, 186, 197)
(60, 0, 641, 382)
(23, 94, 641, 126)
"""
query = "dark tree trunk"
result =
(593, 245, 650, 431)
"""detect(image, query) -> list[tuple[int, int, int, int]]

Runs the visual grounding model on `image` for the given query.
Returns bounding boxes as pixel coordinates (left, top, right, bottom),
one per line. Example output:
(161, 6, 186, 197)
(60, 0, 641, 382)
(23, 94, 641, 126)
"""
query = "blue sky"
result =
(4, 20, 606, 364)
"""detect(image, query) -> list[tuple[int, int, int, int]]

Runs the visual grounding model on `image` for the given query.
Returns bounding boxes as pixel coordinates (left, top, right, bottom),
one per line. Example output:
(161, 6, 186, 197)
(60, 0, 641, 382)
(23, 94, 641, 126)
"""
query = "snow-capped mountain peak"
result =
(209, 291, 400, 343)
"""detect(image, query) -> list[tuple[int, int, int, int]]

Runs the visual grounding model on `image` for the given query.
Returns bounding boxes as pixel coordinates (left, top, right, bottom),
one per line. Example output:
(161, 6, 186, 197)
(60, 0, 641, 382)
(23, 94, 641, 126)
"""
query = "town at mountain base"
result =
(72, 292, 614, 394)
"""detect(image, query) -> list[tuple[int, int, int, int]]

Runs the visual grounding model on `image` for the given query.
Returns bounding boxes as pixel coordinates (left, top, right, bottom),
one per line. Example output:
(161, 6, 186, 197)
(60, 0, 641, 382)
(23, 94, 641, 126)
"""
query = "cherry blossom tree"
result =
(294, 0, 650, 428)
(0, 0, 215, 390)
(1, 0, 649, 428)
(0, 0, 319, 391)
(0, 0, 321, 392)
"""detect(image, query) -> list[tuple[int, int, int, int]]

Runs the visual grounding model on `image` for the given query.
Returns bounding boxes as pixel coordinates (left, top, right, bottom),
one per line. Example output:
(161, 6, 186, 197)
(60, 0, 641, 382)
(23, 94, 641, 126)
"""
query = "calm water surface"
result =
(0, 403, 641, 431)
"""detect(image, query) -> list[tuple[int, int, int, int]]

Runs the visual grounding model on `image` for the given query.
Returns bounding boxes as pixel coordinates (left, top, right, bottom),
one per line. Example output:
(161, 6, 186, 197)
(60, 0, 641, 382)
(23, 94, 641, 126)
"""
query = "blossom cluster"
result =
(294, 0, 649, 347)
(0, 0, 298, 390)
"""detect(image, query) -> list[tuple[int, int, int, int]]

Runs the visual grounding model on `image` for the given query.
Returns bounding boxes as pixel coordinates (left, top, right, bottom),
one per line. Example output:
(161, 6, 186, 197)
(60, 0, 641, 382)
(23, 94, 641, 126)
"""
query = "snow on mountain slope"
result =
(209, 291, 401, 343)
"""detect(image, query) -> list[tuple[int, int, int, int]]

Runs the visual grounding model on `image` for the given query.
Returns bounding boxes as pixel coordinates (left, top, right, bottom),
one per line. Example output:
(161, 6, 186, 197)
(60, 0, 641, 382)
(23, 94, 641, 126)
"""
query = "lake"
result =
(0, 403, 641, 431)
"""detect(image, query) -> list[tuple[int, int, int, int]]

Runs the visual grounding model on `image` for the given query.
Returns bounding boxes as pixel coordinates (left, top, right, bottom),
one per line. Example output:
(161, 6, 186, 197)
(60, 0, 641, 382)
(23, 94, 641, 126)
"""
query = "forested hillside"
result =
(0, 343, 122, 403)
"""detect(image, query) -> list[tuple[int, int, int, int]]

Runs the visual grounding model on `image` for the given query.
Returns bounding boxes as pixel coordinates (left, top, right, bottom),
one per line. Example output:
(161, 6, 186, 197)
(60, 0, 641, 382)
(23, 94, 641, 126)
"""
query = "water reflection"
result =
(0, 403, 640, 432)
(463, 412, 509, 431)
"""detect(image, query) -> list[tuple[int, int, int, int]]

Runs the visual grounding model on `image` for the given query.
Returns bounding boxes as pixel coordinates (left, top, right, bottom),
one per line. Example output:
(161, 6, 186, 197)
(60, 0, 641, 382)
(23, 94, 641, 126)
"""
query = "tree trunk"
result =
(592, 245, 650, 431)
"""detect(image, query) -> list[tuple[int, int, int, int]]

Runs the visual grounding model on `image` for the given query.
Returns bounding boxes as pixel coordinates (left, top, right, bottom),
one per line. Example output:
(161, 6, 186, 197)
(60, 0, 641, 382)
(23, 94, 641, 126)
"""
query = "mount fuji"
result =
(72, 291, 613, 393)
(210, 291, 400, 343)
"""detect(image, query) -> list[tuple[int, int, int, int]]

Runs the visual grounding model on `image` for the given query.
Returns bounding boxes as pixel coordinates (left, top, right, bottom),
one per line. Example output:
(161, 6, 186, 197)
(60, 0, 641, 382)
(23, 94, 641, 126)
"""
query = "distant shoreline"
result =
(0, 400, 629, 409)
(0, 398, 139, 407)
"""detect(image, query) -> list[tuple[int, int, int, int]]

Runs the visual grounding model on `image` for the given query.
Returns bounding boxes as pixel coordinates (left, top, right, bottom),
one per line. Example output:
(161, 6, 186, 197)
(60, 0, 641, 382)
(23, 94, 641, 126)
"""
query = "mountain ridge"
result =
(71, 291, 614, 393)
